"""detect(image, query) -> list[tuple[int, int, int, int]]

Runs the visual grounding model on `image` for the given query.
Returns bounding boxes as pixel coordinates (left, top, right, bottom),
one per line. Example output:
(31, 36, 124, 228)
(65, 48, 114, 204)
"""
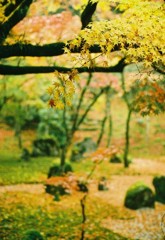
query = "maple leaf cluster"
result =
(91, 145, 121, 163)
(48, 69, 79, 109)
(133, 77, 165, 115)
(69, 0, 165, 68)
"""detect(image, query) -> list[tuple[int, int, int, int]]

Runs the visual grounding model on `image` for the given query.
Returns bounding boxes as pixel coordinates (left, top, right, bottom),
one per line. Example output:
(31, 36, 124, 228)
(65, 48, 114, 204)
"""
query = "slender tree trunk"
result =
(72, 73, 92, 133)
(97, 115, 107, 146)
(80, 193, 87, 240)
(107, 114, 112, 147)
(60, 147, 66, 172)
(15, 124, 22, 149)
(123, 109, 132, 168)
(105, 88, 112, 147)
(18, 133, 22, 149)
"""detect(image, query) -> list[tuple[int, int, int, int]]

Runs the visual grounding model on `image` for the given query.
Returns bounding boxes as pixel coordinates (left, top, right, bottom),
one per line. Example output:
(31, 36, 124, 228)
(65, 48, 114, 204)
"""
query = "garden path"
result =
(0, 158, 165, 240)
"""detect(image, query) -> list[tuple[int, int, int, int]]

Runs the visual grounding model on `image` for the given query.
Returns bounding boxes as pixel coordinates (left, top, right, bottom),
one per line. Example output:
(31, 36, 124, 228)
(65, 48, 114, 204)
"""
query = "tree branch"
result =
(0, 42, 104, 58)
(152, 64, 165, 75)
(0, 42, 163, 74)
(0, 0, 33, 43)
(0, 59, 126, 75)
(4, 0, 25, 17)
(81, 0, 98, 29)
(71, 73, 92, 134)
(77, 88, 105, 128)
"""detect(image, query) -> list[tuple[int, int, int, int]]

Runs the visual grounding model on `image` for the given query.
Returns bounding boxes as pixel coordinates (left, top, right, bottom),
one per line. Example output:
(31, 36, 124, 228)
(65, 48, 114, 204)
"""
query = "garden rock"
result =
(124, 182, 155, 210)
(153, 176, 165, 203)
(98, 177, 109, 191)
(70, 137, 97, 162)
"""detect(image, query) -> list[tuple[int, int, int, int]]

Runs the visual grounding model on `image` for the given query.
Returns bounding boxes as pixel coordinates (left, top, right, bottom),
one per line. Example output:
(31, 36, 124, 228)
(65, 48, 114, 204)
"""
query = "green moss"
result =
(124, 182, 155, 210)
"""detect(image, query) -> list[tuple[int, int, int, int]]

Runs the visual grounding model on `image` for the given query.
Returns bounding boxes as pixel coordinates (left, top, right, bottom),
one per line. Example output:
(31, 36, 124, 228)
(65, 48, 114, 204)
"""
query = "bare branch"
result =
(81, 0, 98, 29)
(0, 0, 33, 43)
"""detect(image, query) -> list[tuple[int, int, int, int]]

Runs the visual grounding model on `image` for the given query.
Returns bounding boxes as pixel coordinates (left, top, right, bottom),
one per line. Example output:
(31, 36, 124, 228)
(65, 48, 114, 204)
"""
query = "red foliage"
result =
(45, 175, 79, 192)
(48, 99, 55, 107)
(10, 11, 81, 44)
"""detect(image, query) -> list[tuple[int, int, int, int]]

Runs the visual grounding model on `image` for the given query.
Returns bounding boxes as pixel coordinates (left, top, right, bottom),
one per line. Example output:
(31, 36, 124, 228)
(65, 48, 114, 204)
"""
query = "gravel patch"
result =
(103, 205, 165, 240)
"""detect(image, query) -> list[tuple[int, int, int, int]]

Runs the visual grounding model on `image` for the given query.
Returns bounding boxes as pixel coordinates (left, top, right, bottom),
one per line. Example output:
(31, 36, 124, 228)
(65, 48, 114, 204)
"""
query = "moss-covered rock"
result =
(153, 176, 165, 203)
(124, 182, 155, 210)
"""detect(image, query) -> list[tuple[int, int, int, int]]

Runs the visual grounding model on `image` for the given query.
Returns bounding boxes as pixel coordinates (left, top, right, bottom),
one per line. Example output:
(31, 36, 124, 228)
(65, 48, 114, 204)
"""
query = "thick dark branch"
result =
(81, 0, 98, 29)
(0, 59, 126, 75)
(1, 42, 163, 76)
(152, 63, 165, 75)
(0, 0, 33, 43)
(0, 42, 104, 58)
(4, 0, 24, 17)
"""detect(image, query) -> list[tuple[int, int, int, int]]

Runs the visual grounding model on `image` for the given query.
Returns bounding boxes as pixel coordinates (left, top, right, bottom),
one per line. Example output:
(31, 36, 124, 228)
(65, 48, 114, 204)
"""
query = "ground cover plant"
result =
(0, 0, 165, 239)
(0, 190, 132, 240)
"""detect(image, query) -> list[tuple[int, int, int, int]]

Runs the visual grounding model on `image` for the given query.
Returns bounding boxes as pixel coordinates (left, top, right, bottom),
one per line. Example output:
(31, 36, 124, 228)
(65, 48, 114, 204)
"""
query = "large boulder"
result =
(124, 182, 155, 210)
(153, 176, 165, 203)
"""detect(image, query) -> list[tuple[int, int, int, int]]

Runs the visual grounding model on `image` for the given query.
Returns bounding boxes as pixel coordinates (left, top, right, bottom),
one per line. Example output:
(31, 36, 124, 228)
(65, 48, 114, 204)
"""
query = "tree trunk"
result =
(123, 109, 132, 168)
(107, 114, 112, 147)
(18, 133, 22, 149)
(97, 115, 107, 146)
(106, 88, 112, 147)
(60, 147, 66, 173)
(15, 124, 22, 149)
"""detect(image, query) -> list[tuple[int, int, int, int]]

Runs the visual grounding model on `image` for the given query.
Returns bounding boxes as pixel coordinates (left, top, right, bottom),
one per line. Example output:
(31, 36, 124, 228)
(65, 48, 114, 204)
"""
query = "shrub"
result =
(47, 163, 73, 178)
(21, 148, 30, 161)
(32, 138, 58, 157)
(109, 155, 122, 163)
(45, 175, 78, 196)
(22, 229, 44, 240)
